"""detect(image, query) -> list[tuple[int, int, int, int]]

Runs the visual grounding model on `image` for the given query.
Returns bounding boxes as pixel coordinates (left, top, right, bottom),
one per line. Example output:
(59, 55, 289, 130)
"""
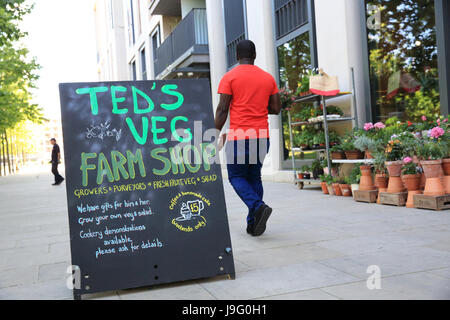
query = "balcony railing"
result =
(154, 9, 209, 78)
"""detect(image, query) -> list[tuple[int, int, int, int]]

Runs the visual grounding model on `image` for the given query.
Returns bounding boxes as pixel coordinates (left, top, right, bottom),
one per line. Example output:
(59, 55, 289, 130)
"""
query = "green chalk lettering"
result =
(160, 84, 184, 110)
(126, 117, 149, 145)
(127, 149, 146, 179)
(171, 116, 192, 143)
(151, 148, 171, 176)
(111, 86, 128, 114)
(80, 152, 97, 187)
(201, 143, 216, 172)
(75, 87, 108, 115)
(169, 146, 185, 175)
(97, 153, 114, 185)
(151, 116, 168, 145)
(132, 86, 154, 114)
(111, 151, 129, 181)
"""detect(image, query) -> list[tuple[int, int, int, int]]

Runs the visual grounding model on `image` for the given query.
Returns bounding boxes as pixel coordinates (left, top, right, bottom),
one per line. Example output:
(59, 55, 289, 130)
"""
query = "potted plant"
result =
(330, 144, 345, 160)
(332, 177, 343, 196)
(301, 165, 311, 180)
(372, 150, 389, 190)
(279, 87, 296, 110)
(348, 165, 362, 193)
(311, 159, 324, 180)
(341, 134, 363, 159)
(417, 139, 445, 196)
(401, 157, 422, 208)
(385, 138, 406, 193)
(339, 177, 352, 197)
(359, 164, 376, 191)
(324, 174, 335, 195)
(319, 175, 329, 194)
(354, 135, 377, 159)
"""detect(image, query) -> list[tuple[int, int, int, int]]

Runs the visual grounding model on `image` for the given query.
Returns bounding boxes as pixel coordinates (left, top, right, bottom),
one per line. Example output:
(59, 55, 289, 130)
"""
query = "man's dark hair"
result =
(236, 40, 256, 60)
(50, 138, 56, 142)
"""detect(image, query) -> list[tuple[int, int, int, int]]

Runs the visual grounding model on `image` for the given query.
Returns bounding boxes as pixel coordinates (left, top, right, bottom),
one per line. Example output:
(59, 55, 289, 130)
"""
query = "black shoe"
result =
(52, 183, 58, 186)
(253, 205, 272, 237)
(56, 178, 65, 185)
(246, 224, 254, 235)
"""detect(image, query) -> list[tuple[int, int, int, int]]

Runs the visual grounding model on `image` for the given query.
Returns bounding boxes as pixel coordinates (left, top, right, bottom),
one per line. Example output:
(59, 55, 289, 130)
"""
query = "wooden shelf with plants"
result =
(282, 68, 359, 189)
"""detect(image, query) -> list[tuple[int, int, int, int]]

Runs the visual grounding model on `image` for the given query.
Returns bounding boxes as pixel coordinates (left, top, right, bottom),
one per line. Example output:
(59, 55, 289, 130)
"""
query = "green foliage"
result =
(371, 149, 387, 174)
(402, 162, 420, 175)
(300, 164, 311, 173)
(348, 164, 362, 184)
(354, 136, 377, 152)
(311, 159, 322, 171)
(0, 0, 42, 131)
(417, 140, 445, 160)
(323, 174, 334, 185)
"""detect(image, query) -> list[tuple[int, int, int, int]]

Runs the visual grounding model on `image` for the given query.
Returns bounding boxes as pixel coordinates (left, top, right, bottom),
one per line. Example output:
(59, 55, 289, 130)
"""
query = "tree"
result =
(0, 0, 43, 175)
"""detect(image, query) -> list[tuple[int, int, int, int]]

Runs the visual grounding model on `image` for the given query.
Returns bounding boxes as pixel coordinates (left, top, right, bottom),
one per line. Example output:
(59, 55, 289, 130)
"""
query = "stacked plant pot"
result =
(420, 160, 446, 196)
(444, 158, 450, 194)
(359, 165, 375, 191)
(375, 172, 389, 204)
(385, 161, 405, 193)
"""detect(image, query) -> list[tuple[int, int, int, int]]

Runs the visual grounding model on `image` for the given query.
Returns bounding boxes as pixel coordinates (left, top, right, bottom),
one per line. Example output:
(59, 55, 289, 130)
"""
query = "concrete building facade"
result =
(94, 0, 450, 181)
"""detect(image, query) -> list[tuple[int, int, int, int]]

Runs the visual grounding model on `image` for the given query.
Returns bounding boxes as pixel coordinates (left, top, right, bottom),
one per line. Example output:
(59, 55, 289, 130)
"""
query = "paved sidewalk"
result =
(1, 171, 450, 300)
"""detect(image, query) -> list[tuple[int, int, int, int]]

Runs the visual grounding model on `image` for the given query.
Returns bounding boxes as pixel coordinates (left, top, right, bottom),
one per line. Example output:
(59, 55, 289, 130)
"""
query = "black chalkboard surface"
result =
(59, 79, 235, 297)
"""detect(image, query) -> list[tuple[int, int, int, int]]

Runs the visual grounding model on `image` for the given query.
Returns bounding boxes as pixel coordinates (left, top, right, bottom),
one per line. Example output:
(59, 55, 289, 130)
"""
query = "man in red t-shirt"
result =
(215, 40, 281, 237)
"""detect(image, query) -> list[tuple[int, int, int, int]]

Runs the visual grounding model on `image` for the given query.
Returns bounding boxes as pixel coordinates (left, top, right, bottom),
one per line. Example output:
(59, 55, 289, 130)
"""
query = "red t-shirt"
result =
(218, 65, 279, 140)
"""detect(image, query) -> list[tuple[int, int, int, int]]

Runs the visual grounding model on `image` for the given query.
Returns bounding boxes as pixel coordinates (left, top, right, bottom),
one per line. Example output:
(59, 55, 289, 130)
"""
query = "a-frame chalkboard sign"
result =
(59, 79, 235, 299)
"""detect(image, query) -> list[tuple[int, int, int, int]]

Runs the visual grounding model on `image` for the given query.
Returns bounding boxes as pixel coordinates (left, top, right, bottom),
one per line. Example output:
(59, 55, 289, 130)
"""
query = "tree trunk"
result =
(1, 133, 6, 175)
(4, 130, 12, 174)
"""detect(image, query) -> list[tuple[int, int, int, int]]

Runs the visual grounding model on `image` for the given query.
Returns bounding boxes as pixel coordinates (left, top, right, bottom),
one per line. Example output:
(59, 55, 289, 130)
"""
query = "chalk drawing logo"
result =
(86, 121, 122, 141)
(169, 192, 210, 232)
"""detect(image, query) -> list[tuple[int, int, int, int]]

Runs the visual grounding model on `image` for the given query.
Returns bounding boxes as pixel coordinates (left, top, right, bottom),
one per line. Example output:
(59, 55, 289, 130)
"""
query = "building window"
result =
(131, 60, 137, 80)
(140, 48, 147, 80)
(128, 0, 136, 46)
(365, 0, 440, 121)
(277, 32, 313, 161)
(274, 0, 308, 39)
(223, 0, 246, 68)
(274, 0, 317, 164)
(151, 25, 160, 62)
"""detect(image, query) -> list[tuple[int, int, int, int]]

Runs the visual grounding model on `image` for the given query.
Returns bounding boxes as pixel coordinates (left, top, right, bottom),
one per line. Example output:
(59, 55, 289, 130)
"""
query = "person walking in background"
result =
(214, 40, 281, 237)
(50, 138, 64, 185)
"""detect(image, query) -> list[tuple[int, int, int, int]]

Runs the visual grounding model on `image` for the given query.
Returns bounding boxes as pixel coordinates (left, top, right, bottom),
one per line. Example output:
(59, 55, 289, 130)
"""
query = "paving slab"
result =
(1, 171, 450, 300)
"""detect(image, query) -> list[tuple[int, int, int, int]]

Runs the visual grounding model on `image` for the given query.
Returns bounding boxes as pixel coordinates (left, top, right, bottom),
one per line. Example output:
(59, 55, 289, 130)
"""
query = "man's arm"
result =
(268, 93, 282, 115)
(214, 94, 232, 131)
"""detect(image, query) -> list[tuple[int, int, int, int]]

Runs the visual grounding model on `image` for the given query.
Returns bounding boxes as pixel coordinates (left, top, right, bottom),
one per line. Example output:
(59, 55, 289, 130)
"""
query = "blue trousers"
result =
(226, 139, 270, 225)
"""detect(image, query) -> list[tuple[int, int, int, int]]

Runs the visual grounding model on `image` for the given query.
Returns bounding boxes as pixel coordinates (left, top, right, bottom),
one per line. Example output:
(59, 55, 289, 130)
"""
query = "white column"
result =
(245, 0, 282, 179)
(205, 0, 227, 111)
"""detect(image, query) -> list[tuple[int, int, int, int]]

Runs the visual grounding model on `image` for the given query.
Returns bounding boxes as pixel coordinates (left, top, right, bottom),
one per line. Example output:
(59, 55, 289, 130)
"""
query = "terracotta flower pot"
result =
(327, 184, 335, 195)
(443, 158, 450, 176)
(332, 183, 342, 196)
(375, 174, 389, 189)
(387, 176, 405, 193)
(365, 151, 374, 159)
(420, 172, 426, 190)
(420, 159, 442, 178)
(423, 178, 446, 196)
(321, 182, 329, 194)
(359, 165, 375, 191)
(339, 184, 352, 197)
(298, 173, 304, 179)
(406, 190, 422, 208)
(331, 152, 345, 160)
(402, 174, 421, 192)
(421, 160, 445, 196)
(444, 176, 450, 195)
(345, 150, 363, 160)
(377, 188, 387, 204)
(385, 160, 403, 177)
